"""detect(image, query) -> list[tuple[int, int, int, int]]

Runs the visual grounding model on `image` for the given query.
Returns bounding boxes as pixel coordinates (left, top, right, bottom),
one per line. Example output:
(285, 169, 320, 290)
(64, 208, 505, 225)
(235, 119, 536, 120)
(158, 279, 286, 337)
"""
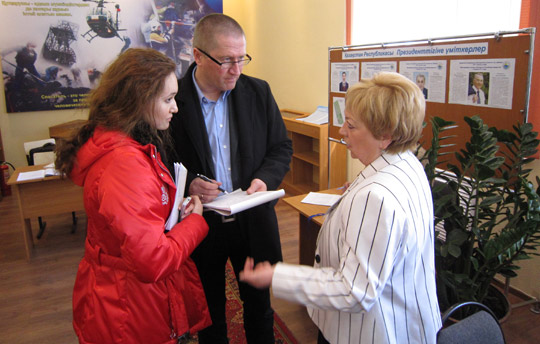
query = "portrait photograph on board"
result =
(414, 72, 429, 99)
(467, 71, 489, 105)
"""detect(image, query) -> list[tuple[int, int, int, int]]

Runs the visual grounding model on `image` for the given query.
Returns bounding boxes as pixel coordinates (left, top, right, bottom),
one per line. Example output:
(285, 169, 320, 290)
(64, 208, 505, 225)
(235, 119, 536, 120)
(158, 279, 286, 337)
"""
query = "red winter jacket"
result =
(70, 128, 211, 343)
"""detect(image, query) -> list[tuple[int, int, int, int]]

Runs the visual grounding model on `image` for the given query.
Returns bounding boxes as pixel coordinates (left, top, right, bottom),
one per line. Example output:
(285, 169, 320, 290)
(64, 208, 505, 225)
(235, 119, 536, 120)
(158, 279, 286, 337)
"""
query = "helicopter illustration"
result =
(81, 0, 126, 42)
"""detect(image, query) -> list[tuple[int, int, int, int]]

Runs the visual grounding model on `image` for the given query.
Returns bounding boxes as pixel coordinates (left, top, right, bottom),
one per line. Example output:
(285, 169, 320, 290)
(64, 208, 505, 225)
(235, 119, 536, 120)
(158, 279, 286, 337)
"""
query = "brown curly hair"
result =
(55, 48, 176, 176)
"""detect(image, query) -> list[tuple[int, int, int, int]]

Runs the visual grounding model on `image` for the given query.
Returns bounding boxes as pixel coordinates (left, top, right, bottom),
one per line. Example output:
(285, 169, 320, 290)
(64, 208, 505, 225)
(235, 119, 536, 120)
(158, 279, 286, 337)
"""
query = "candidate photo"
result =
(467, 72, 489, 105)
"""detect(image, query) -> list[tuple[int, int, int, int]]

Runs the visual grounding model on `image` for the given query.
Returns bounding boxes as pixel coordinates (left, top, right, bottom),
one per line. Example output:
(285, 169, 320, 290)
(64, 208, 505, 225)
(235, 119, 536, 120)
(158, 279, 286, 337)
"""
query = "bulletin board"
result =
(327, 29, 535, 159)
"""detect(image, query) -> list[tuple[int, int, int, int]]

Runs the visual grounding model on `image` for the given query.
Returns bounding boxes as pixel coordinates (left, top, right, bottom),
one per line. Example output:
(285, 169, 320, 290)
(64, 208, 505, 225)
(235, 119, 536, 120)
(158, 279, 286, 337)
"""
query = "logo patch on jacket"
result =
(161, 185, 169, 205)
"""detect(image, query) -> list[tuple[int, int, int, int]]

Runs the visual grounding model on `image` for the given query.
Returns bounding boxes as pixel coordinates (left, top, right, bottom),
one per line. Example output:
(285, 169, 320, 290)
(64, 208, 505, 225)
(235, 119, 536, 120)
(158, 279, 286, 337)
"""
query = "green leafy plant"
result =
(419, 115, 540, 316)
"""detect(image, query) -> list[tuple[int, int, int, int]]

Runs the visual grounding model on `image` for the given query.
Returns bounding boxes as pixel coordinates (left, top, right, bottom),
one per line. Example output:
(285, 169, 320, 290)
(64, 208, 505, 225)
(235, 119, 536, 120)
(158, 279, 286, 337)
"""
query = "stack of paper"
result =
(44, 163, 61, 177)
(296, 106, 328, 125)
(164, 162, 187, 232)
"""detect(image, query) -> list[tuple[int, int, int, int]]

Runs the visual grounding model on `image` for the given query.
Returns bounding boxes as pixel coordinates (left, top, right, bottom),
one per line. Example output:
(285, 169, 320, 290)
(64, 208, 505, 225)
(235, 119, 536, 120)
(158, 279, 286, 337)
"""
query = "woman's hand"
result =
(239, 257, 275, 289)
(180, 195, 203, 218)
(189, 195, 203, 216)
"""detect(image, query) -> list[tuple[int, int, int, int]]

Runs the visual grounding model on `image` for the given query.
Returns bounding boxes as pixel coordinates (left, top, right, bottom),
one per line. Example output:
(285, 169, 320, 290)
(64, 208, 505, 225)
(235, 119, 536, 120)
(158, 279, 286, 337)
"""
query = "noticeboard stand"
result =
(327, 29, 535, 171)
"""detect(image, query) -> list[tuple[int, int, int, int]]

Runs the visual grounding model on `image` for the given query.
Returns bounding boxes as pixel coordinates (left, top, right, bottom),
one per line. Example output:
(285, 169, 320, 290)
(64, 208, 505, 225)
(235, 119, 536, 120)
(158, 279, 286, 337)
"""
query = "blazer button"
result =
(315, 254, 321, 263)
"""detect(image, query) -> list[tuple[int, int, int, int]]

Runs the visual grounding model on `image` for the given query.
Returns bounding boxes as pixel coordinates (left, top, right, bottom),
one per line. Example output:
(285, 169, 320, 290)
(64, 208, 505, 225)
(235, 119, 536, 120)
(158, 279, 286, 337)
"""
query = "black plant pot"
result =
(483, 285, 511, 323)
(443, 285, 511, 323)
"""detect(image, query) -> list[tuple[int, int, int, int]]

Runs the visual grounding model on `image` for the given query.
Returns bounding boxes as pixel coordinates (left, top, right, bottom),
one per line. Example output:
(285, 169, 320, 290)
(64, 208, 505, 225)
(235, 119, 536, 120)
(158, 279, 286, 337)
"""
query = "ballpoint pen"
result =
(196, 173, 228, 194)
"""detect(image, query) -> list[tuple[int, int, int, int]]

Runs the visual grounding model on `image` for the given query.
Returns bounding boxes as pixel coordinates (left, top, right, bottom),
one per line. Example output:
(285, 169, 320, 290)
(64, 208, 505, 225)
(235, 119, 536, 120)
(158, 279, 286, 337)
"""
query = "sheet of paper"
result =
(16, 170, 45, 182)
(301, 192, 341, 207)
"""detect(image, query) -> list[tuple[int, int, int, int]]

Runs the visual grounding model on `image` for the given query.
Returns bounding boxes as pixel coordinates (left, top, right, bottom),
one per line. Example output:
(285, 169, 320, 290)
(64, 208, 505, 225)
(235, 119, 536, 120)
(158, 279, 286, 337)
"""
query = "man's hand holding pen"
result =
(189, 174, 226, 203)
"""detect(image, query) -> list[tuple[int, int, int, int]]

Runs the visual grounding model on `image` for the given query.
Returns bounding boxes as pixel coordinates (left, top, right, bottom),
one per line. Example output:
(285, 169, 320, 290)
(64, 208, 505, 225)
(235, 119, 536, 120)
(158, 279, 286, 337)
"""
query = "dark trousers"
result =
(318, 330, 330, 344)
(192, 214, 275, 344)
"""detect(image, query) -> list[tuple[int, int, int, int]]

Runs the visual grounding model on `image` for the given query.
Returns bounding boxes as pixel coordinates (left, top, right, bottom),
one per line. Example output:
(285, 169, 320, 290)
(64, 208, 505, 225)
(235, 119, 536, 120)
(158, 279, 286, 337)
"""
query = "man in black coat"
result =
(14, 42, 40, 87)
(169, 13, 292, 344)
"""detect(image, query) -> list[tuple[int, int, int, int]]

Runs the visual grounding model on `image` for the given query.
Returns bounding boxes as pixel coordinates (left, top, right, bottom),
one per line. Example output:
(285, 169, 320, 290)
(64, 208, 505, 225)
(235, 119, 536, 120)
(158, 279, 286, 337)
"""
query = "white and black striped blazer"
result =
(272, 151, 442, 343)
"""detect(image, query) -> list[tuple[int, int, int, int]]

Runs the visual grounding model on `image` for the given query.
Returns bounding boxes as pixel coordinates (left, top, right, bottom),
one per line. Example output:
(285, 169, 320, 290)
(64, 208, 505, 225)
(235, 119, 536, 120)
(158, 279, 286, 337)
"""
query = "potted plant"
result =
(419, 115, 540, 319)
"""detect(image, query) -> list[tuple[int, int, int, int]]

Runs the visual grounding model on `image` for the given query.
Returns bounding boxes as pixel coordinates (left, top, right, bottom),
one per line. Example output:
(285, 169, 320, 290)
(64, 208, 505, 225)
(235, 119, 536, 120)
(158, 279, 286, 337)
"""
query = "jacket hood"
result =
(70, 127, 148, 186)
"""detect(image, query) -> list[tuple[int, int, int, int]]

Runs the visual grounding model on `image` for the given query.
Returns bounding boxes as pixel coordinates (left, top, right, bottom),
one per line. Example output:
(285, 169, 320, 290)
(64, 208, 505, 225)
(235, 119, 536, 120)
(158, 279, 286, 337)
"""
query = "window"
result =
(350, 0, 522, 45)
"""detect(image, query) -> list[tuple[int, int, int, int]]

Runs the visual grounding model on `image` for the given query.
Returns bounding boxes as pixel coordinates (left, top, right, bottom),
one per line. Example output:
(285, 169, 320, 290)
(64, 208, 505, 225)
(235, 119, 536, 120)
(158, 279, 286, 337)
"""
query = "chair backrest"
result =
(23, 138, 56, 155)
(437, 301, 505, 344)
(32, 151, 55, 165)
(23, 139, 56, 166)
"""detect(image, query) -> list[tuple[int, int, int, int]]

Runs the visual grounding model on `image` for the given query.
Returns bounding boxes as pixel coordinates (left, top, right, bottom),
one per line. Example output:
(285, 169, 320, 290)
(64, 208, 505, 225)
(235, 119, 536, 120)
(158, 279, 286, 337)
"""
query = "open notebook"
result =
(16, 163, 61, 182)
(203, 188, 285, 216)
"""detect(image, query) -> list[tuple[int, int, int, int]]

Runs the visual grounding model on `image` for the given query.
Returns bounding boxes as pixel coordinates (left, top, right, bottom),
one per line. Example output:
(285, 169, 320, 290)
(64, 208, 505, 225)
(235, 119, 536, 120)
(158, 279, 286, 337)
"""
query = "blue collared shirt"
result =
(192, 67, 233, 193)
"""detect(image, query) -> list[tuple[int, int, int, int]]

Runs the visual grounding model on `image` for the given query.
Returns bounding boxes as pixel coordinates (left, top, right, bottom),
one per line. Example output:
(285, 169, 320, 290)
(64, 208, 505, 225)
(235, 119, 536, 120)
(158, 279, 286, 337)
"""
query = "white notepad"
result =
(164, 162, 187, 232)
(203, 188, 285, 216)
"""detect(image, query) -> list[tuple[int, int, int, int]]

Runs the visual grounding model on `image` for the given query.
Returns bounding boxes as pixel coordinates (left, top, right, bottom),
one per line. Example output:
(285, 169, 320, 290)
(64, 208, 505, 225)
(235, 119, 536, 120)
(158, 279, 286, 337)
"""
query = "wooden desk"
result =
(7, 165, 84, 260)
(283, 188, 342, 265)
(49, 119, 87, 140)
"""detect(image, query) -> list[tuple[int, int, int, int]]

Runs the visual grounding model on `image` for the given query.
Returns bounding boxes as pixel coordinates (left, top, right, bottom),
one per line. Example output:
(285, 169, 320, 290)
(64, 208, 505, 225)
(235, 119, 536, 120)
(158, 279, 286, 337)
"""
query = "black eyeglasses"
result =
(196, 48, 252, 69)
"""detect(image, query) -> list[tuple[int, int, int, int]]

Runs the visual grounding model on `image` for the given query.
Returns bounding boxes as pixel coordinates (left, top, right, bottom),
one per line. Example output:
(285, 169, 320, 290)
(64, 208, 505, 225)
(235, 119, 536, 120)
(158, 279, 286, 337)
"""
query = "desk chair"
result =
(23, 139, 56, 166)
(437, 301, 505, 344)
(23, 139, 78, 239)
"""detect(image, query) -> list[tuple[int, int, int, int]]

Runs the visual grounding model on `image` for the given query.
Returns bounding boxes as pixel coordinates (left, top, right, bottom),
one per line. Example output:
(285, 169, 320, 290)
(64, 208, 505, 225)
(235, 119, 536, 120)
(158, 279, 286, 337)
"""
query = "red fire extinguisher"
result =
(0, 161, 14, 197)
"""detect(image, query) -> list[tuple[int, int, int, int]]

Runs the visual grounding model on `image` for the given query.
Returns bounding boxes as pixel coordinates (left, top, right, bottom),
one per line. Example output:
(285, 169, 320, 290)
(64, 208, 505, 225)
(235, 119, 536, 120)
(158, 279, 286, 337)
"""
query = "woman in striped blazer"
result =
(240, 72, 442, 344)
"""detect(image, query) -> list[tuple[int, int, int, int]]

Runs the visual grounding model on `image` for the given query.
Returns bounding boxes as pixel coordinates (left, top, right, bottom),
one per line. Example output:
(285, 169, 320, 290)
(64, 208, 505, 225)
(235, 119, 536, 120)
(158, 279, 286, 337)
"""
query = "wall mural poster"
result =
(0, 0, 222, 113)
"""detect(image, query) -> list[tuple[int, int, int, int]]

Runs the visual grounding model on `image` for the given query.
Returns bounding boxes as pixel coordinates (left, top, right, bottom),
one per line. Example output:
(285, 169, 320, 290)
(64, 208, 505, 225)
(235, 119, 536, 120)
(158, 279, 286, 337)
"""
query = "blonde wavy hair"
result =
(345, 72, 426, 154)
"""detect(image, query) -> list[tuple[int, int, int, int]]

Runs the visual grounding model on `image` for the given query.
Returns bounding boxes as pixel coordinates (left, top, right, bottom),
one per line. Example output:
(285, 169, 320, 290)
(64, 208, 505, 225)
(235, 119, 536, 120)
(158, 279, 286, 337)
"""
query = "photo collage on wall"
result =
(0, 0, 222, 113)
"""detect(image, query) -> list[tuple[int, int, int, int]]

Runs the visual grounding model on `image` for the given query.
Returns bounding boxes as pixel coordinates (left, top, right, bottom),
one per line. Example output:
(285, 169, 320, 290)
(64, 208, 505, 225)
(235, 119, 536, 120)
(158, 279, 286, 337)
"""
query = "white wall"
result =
(225, 0, 346, 113)
(0, 97, 87, 168)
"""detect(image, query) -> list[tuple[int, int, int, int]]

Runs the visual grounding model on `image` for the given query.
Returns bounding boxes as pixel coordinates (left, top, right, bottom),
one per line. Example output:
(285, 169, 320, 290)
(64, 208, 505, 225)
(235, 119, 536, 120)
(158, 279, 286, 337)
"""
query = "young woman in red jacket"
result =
(55, 48, 211, 344)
